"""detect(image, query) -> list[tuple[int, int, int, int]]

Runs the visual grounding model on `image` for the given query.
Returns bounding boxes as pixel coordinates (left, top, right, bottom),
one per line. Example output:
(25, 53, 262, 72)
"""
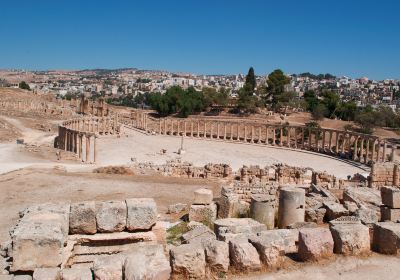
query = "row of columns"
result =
(58, 126, 97, 163)
(63, 117, 118, 135)
(150, 118, 392, 164)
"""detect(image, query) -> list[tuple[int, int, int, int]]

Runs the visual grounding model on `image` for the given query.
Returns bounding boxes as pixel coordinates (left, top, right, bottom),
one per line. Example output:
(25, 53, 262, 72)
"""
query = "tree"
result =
(19, 81, 30, 90)
(237, 87, 257, 113)
(244, 67, 256, 93)
(320, 91, 340, 118)
(337, 101, 357, 121)
(304, 90, 319, 111)
(265, 69, 290, 109)
(312, 103, 327, 120)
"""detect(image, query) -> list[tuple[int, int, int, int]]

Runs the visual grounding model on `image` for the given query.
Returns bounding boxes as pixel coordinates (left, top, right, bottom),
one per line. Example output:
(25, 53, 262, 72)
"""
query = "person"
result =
(56, 150, 61, 160)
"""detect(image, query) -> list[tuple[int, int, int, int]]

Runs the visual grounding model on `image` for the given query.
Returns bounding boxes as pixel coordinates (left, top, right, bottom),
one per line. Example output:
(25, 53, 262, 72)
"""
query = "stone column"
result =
(353, 136, 358, 161)
(190, 121, 194, 137)
(287, 127, 290, 148)
(272, 128, 276, 145)
(294, 128, 297, 148)
(93, 136, 97, 163)
(278, 187, 305, 229)
(372, 139, 376, 162)
(237, 123, 240, 141)
(258, 126, 262, 143)
(244, 125, 247, 143)
(266, 126, 269, 145)
(78, 134, 83, 159)
(376, 140, 381, 162)
(279, 128, 283, 146)
(224, 122, 227, 140)
(86, 135, 91, 163)
(383, 141, 387, 162)
(251, 125, 254, 143)
(250, 194, 275, 230)
(197, 121, 200, 138)
(322, 130, 326, 152)
(360, 138, 364, 163)
(328, 131, 333, 152)
(365, 139, 370, 163)
(301, 127, 305, 148)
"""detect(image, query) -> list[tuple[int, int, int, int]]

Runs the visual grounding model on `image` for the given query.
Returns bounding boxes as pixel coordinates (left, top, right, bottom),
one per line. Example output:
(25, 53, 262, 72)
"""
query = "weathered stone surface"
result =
(96, 201, 127, 233)
(381, 206, 400, 222)
(343, 201, 359, 214)
(330, 223, 370, 255)
(249, 232, 285, 267)
(124, 244, 171, 280)
(355, 208, 379, 225)
(0, 276, 13, 280)
(69, 201, 96, 234)
(33, 268, 61, 280)
(323, 201, 349, 221)
(214, 218, 266, 242)
(188, 203, 217, 225)
(167, 203, 187, 214)
(181, 224, 216, 246)
(61, 267, 92, 280)
(204, 240, 229, 273)
(373, 222, 400, 254)
(229, 239, 261, 271)
(305, 208, 326, 224)
(14, 276, 32, 280)
(193, 188, 213, 205)
(126, 198, 157, 231)
(11, 204, 69, 271)
(170, 243, 206, 279)
(381, 186, 400, 208)
(93, 255, 124, 280)
(298, 228, 334, 261)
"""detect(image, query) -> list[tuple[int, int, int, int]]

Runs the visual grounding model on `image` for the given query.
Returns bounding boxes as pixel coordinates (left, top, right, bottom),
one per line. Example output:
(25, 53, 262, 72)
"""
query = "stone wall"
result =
(369, 162, 400, 189)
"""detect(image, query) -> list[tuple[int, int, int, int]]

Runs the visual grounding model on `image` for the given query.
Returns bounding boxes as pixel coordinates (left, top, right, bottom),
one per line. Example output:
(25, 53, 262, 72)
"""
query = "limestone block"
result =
(249, 233, 285, 267)
(193, 188, 213, 205)
(170, 243, 206, 279)
(355, 208, 378, 225)
(204, 240, 229, 273)
(167, 203, 187, 214)
(381, 186, 400, 208)
(189, 203, 217, 225)
(96, 201, 127, 233)
(181, 224, 216, 246)
(14, 276, 32, 280)
(372, 222, 400, 254)
(93, 255, 124, 280)
(61, 267, 92, 280)
(14, 275, 32, 280)
(11, 218, 65, 271)
(323, 201, 349, 221)
(126, 198, 157, 231)
(69, 201, 96, 234)
(330, 223, 370, 255)
(305, 208, 326, 224)
(298, 228, 334, 261)
(33, 268, 61, 280)
(381, 206, 400, 222)
(214, 218, 266, 242)
(229, 239, 261, 271)
(124, 244, 171, 280)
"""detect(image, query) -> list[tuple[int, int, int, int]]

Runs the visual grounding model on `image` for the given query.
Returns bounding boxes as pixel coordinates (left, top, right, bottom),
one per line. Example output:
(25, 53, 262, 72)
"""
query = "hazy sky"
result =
(1, 0, 399, 79)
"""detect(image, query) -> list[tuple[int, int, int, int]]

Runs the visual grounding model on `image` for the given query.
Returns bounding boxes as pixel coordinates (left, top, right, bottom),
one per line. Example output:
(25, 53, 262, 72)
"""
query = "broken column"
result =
(249, 194, 276, 230)
(278, 187, 305, 229)
(189, 188, 217, 225)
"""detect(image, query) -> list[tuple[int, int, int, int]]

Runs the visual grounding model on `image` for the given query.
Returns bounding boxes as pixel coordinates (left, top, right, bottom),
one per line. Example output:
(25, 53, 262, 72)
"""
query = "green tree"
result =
(19, 81, 30, 90)
(303, 90, 319, 111)
(320, 91, 340, 118)
(265, 69, 290, 109)
(312, 103, 327, 120)
(237, 87, 257, 113)
(337, 101, 357, 121)
(244, 67, 256, 93)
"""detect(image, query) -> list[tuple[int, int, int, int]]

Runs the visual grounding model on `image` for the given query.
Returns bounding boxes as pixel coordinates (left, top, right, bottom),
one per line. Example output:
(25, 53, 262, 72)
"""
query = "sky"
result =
(1, 0, 399, 79)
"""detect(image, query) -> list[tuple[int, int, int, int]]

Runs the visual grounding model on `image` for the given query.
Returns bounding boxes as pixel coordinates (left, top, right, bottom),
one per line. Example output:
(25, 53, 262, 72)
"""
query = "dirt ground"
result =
(0, 168, 219, 243)
(237, 254, 400, 280)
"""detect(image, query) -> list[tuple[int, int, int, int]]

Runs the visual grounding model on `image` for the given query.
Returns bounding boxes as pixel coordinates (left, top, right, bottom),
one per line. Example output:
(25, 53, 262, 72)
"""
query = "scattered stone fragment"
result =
(188, 203, 217, 225)
(355, 208, 379, 225)
(126, 198, 157, 231)
(69, 201, 96, 234)
(330, 223, 370, 255)
(170, 243, 206, 280)
(229, 239, 261, 271)
(96, 201, 127, 233)
(181, 224, 216, 246)
(92, 255, 124, 280)
(60, 267, 92, 280)
(323, 201, 349, 221)
(305, 208, 326, 224)
(381, 186, 400, 208)
(214, 218, 266, 242)
(249, 232, 285, 267)
(298, 228, 334, 261)
(372, 222, 400, 254)
(124, 244, 171, 280)
(167, 203, 187, 214)
(33, 268, 61, 280)
(204, 240, 229, 273)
